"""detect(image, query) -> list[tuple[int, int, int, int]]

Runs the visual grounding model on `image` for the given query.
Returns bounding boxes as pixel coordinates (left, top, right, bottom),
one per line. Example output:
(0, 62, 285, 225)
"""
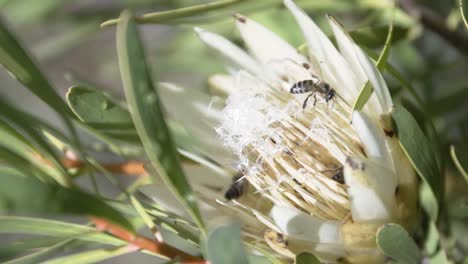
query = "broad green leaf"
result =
(295, 252, 321, 264)
(116, 11, 204, 232)
(0, 175, 133, 231)
(392, 105, 442, 220)
(450, 145, 468, 182)
(3, 239, 75, 264)
(0, 19, 73, 118)
(67, 85, 134, 129)
(0, 217, 123, 245)
(352, 14, 394, 112)
(101, 0, 246, 27)
(207, 221, 248, 264)
(376, 224, 421, 264)
(42, 246, 133, 264)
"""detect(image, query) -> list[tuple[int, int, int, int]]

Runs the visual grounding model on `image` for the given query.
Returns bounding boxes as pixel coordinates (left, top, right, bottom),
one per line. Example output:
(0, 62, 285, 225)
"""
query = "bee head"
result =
(325, 89, 335, 102)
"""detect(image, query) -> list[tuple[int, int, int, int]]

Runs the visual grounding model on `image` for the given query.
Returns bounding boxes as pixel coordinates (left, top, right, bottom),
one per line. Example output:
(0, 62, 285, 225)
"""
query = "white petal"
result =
(283, 0, 358, 104)
(194, 27, 261, 75)
(208, 74, 236, 97)
(233, 13, 307, 65)
(353, 44, 393, 115)
(159, 82, 235, 165)
(270, 205, 342, 244)
(343, 156, 397, 222)
(352, 111, 392, 170)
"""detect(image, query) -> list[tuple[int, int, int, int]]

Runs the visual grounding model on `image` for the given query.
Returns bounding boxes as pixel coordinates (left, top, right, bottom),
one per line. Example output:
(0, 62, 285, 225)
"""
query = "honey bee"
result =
(224, 173, 246, 200)
(331, 166, 344, 184)
(290, 78, 336, 109)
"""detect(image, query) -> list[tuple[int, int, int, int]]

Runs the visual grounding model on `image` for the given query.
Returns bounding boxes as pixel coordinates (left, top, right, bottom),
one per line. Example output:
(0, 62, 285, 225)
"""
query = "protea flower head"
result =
(157, 0, 419, 263)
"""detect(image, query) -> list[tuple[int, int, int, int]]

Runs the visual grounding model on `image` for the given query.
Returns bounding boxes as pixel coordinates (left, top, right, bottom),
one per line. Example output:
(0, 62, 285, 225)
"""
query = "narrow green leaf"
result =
(352, 14, 394, 112)
(376, 224, 421, 264)
(207, 221, 248, 264)
(450, 145, 468, 182)
(0, 175, 133, 231)
(3, 239, 75, 264)
(116, 11, 204, 231)
(392, 105, 442, 220)
(0, 19, 73, 118)
(101, 0, 246, 27)
(0, 217, 123, 245)
(0, 237, 67, 261)
(42, 246, 133, 264)
(460, 0, 468, 29)
(295, 252, 321, 264)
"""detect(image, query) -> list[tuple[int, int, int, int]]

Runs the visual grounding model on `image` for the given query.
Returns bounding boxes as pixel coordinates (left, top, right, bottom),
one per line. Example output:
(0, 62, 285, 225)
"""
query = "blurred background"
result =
(0, 0, 467, 262)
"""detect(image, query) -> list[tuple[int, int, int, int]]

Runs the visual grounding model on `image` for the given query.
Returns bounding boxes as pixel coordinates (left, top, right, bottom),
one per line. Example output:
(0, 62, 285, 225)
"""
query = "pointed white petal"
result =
(283, 0, 358, 104)
(194, 27, 261, 75)
(208, 74, 236, 97)
(233, 13, 307, 65)
(343, 156, 397, 222)
(353, 44, 393, 114)
(352, 111, 392, 169)
(270, 205, 342, 244)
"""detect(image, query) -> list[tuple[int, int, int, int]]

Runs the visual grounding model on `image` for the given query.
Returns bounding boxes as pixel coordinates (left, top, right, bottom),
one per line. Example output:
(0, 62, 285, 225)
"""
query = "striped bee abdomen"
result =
(290, 79, 315, 94)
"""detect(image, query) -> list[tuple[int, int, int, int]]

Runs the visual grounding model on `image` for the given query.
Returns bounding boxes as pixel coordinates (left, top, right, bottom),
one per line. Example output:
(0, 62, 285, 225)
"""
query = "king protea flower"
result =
(152, 0, 419, 263)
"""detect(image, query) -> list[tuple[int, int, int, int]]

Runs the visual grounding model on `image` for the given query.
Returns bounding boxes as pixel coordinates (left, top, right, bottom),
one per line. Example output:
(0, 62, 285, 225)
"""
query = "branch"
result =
(62, 158, 147, 176)
(400, 0, 468, 57)
(91, 217, 207, 264)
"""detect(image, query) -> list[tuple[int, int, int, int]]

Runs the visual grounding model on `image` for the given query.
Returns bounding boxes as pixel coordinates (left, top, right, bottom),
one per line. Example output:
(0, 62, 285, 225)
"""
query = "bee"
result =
(331, 166, 344, 184)
(290, 78, 336, 109)
(224, 173, 246, 200)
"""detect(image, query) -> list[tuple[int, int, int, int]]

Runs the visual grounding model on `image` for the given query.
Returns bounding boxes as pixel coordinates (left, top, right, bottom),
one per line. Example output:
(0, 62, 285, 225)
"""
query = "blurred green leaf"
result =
(0, 217, 123, 245)
(3, 239, 75, 264)
(2, 0, 63, 24)
(350, 24, 407, 49)
(423, 222, 448, 263)
(0, 118, 69, 185)
(0, 18, 72, 118)
(353, 15, 393, 112)
(429, 87, 468, 115)
(116, 11, 204, 231)
(392, 105, 442, 220)
(376, 224, 421, 264)
(207, 221, 248, 264)
(0, 175, 133, 231)
(101, 0, 246, 27)
(0, 237, 69, 261)
(460, 0, 468, 29)
(450, 145, 468, 182)
(295, 252, 321, 264)
(42, 246, 133, 264)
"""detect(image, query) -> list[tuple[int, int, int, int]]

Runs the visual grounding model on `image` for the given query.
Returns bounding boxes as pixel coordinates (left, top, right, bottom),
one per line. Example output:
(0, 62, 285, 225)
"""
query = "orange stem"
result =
(91, 217, 207, 263)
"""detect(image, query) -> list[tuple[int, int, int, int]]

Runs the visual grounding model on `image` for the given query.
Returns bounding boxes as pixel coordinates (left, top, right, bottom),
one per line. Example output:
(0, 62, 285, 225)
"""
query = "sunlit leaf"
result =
(116, 11, 204, 232)
(207, 221, 248, 264)
(0, 175, 133, 231)
(460, 0, 468, 29)
(295, 252, 321, 264)
(0, 217, 123, 245)
(376, 224, 420, 264)
(450, 145, 468, 182)
(392, 105, 442, 220)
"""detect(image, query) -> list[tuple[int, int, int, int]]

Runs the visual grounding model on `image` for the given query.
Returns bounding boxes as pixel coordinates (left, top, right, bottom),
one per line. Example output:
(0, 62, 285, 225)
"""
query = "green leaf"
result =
(116, 11, 204, 232)
(3, 239, 75, 264)
(295, 252, 321, 264)
(67, 85, 134, 129)
(450, 145, 468, 182)
(460, 0, 468, 29)
(0, 216, 123, 245)
(392, 105, 442, 220)
(376, 224, 421, 264)
(101, 0, 246, 27)
(42, 246, 133, 264)
(0, 19, 73, 118)
(0, 175, 133, 231)
(0, 237, 67, 261)
(349, 24, 407, 49)
(207, 221, 248, 264)
(352, 14, 394, 112)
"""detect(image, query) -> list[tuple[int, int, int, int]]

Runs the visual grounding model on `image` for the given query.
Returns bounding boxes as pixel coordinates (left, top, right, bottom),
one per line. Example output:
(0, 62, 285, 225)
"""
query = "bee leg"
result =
(313, 93, 318, 107)
(302, 93, 314, 110)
